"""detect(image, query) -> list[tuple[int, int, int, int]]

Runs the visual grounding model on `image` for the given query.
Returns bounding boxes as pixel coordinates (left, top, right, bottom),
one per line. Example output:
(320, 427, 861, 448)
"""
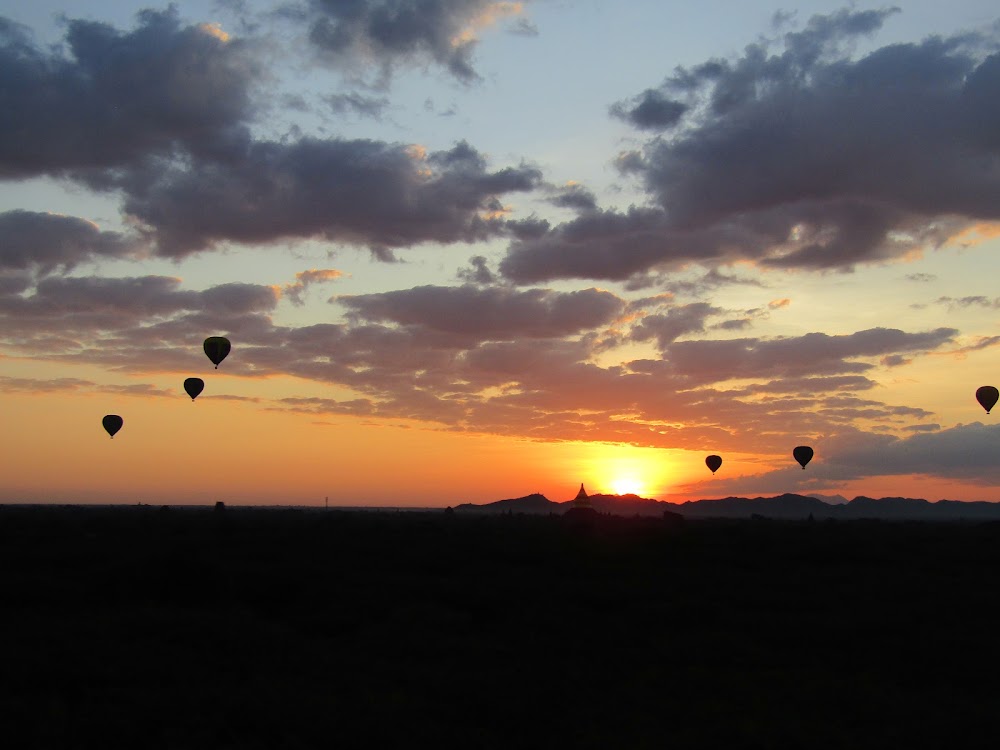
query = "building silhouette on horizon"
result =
(565, 483, 599, 521)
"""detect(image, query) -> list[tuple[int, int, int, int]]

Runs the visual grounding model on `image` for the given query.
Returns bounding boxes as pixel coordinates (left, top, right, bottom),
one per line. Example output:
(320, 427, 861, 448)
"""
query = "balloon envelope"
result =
(793, 445, 814, 469)
(705, 455, 722, 474)
(184, 377, 205, 401)
(102, 414, 123, 438)
(976, 386, 998, 414)
(203, 336, 231, 369)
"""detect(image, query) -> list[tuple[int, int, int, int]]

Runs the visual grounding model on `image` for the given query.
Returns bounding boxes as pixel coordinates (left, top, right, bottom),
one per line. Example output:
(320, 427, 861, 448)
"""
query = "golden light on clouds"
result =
(451, 2, 524, 47)
(197, 22, 230, 43)
(947, 222, 1000, 246)
(405, 144, 434, 178)
(479, 204, 511, 220)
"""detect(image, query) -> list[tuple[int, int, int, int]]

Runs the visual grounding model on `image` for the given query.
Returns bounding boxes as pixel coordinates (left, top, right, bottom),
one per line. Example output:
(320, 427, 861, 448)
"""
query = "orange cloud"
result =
(283, 269, 345, 304)
(451, 2, 524, 46)
(197, 22, 230, 43)
(946, 222, 1000, 247)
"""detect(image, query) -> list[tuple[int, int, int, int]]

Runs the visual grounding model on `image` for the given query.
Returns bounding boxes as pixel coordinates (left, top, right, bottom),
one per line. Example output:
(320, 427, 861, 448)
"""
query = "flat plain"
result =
(2, 505, 999, 748)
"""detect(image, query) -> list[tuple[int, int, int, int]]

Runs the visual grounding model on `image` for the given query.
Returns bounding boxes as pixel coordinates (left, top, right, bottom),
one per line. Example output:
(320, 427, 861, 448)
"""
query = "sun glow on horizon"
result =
(608, 476, 647, 497)
(581, 446, 680, 499)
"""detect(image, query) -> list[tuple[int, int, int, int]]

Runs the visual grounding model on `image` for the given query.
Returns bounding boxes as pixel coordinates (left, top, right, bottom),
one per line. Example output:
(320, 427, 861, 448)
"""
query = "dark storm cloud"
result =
(503, 10, 1000, 283)
(0, 211, 141, 275)
(304, 0, 525, 83)
(339, 285, 624, 339)
(0, 8, 256, 178)
(116, 139, 542, 256)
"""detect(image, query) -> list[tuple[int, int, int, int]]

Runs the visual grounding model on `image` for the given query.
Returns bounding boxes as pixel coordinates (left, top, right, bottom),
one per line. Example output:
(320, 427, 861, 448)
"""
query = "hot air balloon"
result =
(705, 455, 722, 474)
(184, 377, 205, 401)
(793, 446, 814, 470)
(976, 386, 998, 414)
(102, 414, 123, 438)
(203, 336, 231, 369)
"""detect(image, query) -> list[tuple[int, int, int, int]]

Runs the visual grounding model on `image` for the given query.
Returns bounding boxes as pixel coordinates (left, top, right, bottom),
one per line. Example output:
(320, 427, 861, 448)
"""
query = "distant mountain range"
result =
(454, 492, 1000, 521)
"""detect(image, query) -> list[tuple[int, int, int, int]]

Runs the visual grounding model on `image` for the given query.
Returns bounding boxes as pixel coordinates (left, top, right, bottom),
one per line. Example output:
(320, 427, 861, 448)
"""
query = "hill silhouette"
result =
(455, 491, 675, 517)
(457, 492, 1000, 520)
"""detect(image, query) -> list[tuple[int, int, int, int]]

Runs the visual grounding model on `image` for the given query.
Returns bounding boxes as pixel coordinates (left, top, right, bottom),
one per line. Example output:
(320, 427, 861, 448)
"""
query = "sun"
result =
(608, 476, 646, 497)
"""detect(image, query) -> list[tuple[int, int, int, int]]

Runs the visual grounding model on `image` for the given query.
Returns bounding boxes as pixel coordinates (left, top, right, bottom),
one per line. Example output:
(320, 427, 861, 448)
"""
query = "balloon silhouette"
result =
(976, 386, 998, 414)
(705, 455, 722, 474)
(184, 377, 205, 401)
(102, 414, 123, 439)
(203, 336, 231, 369)
(793, 446, 814, 470)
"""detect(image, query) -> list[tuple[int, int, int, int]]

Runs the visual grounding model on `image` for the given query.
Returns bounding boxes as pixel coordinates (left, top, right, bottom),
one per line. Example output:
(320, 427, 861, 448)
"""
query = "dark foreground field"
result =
(3, 506, 1000, 748)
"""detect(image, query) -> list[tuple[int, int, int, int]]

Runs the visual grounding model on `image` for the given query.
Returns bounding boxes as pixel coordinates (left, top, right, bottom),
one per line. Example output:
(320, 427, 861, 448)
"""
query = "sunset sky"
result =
(2, 0, 1000, 507)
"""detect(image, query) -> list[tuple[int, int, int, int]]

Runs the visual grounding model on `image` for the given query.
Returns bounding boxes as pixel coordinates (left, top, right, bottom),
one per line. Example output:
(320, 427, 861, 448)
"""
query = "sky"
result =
(2, 0, 1000, 507)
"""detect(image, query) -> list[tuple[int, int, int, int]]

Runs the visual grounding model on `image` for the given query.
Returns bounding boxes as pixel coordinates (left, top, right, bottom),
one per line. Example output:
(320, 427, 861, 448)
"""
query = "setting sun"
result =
(609, 477, 647, 497)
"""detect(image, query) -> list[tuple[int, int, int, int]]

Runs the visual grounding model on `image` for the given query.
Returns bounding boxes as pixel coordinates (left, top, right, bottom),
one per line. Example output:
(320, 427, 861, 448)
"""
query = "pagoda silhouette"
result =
(565, 483, 599, 521)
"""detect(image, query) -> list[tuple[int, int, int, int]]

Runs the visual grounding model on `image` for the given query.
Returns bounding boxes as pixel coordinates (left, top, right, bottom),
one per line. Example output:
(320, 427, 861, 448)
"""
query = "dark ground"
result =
(2, 505, 1000, 748)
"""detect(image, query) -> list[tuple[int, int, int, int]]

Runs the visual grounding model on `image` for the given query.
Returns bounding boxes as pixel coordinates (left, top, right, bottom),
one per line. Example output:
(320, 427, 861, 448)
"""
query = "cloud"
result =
(283, 269, 345, 305)
(502, 10, 1000, 282)
(456, 255, 495, 284)
(0, 375, 170, 397)
(325, 91, 391, 119)
(733, 375, 879, 396)
(0, 8, 256, 179)
(933, 295, 1000, 309)
(650, 327, 957, 383)
(304, 0, 530, 84)
(0, 210, 142, 275)
(628, 302, 720, 349)
(0, 267, 961, 455)
(547, 183, 598, 212)
(609, 88, 687, 130)
(0, 275, 280, 369)
(116, 139, 542, 256)
(740, 422, 1000, 489)
(678, 419, 1000, 496)
(0, 12, 543, 260)
(339, 284, 624, 339)
(942, 335, 1000, 357)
